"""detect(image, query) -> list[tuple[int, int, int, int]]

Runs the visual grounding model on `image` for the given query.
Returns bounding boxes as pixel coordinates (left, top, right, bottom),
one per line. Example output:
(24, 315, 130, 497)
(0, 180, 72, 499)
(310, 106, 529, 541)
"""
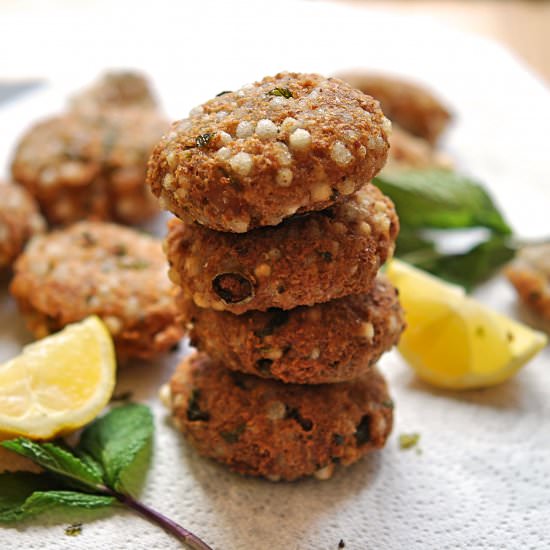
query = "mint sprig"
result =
(373, 169, 515, 289)
(0, 404, 212, 550)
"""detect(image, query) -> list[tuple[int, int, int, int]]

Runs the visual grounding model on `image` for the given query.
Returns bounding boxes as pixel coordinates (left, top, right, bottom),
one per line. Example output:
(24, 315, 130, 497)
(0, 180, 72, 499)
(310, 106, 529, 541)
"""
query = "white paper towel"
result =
(0, 2, 549, 548)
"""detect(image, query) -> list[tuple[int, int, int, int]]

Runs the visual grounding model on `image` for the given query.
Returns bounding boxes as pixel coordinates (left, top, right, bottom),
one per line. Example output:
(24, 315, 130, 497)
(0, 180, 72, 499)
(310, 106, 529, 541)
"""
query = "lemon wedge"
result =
(0, 316, 116, 439)
(386, 259, 548, 389)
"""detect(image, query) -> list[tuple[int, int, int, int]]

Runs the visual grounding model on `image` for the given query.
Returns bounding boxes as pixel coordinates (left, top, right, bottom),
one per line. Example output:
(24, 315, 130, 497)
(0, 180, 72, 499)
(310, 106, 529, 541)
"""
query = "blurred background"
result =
(345, 0, 550, 83)
(1, 0, 549, 91)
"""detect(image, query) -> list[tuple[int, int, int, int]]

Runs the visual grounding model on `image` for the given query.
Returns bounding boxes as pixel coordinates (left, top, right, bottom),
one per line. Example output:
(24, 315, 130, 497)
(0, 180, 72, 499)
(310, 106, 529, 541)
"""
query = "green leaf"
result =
(424, 235, 515, 290)
(373, 169, 512, 235)
(75, 450, 105, 482)
(78, 404, 153, 492)
(0, 472, 113, 523)
(0, 489, 114, 523)
(399, 234, 516, 291)
(394, 226, 436, 257)
(0, 472, 57, 516)
(21, 491, 114, 515)
(1, 439, 104, 491)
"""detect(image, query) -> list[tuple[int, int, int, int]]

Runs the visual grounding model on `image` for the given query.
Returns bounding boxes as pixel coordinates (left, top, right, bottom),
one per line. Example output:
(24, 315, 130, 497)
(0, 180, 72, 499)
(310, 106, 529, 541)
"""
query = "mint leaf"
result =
(22, 490, 114, 514)
(0, 472, 113, 523)
(394, 226, 436, 257)
(0, 472, 57, 517)
(376, 168, 516, 289)
(0, 490, 114, 523)
(374, 169, 512, 235)
(78, 403, 153, 492)
(75, 450, 105, 481)
(1, 439, 104, 491)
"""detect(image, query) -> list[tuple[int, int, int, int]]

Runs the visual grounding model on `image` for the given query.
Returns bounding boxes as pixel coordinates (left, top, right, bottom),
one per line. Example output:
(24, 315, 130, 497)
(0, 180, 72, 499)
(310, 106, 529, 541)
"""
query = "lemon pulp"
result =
(0, 316, 116, 438)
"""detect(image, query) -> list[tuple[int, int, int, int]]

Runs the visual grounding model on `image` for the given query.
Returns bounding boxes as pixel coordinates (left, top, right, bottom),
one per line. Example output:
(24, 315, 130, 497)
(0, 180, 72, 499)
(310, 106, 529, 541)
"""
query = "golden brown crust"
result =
(165, 184, 399, 314)
(506, 245, 550, 321)
(178, 277, 405, 384)
(0, 180, 45, 268)
(169, 352, 393, 481)
(147, 72, 391, 232)
(336, 71, 451, 145)
(11, 109, 168, 226)
(10, 221, 183, 361)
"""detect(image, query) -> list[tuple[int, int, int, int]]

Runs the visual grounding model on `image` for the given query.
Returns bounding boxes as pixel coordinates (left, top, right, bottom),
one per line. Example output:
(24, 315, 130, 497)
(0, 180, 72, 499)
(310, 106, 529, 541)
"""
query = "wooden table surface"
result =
(342, 0, 550, 83)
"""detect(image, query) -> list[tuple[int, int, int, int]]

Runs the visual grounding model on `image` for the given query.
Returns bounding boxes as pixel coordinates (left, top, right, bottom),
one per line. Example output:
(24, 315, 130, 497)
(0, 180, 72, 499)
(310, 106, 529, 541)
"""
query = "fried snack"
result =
(70, 70, 158, 113)
(0, 180, 45, 268)
(165, 184, 398, 314)
(506, 244, 550, 322)
(178, 277, 405, 384)
(167, 352, 393, 481)
(336, 71, 451, 145)
(148, 72, 391, 232)
(11, 108, 168, 226)
(10, 221, 183, 361)
(386, 125, 453, 170)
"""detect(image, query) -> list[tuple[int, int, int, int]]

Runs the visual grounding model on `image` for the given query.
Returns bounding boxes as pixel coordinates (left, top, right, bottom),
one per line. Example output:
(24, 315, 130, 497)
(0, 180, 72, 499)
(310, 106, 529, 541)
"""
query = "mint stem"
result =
(105, 489, 213, 550)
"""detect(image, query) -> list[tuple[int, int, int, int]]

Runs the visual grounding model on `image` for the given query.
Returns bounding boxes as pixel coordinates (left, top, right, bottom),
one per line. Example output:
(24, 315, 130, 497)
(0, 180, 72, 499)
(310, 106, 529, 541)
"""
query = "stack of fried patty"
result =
(148, 72, 405, 481)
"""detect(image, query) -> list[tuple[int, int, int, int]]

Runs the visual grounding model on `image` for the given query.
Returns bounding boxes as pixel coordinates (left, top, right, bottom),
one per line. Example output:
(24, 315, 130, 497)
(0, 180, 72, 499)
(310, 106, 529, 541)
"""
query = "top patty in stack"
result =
(147, 72, 391, 232)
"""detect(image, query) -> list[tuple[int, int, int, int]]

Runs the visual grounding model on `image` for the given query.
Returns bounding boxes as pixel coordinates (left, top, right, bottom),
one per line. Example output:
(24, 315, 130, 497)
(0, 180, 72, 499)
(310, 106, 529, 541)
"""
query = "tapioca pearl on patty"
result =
(288, 128, 312, 151)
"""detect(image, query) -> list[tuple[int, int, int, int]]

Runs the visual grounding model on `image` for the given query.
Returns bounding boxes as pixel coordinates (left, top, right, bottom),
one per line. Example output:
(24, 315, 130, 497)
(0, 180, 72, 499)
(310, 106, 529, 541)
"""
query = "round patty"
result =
(335, 71, 451, 145)
(70, 70, 158, 114)
(11, 108, 168, 226)
(178, 277, 405, 384)
(10, 221, 183, 361)
(167, 352, 394, 481)
(165, 184, 399, 314)
(148, 72, 391, 232)
(506, 244, 550, 322)
(0, 180, 45, 268)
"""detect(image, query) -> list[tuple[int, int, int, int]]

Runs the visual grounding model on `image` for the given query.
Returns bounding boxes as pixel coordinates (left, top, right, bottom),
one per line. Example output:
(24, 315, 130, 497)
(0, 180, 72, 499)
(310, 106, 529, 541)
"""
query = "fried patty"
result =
(10, 221, 183, 361)
(178, 276, 404, 384)
(70, 70, 158, 114)
(336, 71, 451, 145)
(148, 72, 390, 232)
(11, 108, 168, 226)
(506, 244, 550, 322)
(167, 352, 393, 481)
(165, 184, 398, 314)
(0, 180, 45, 268)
